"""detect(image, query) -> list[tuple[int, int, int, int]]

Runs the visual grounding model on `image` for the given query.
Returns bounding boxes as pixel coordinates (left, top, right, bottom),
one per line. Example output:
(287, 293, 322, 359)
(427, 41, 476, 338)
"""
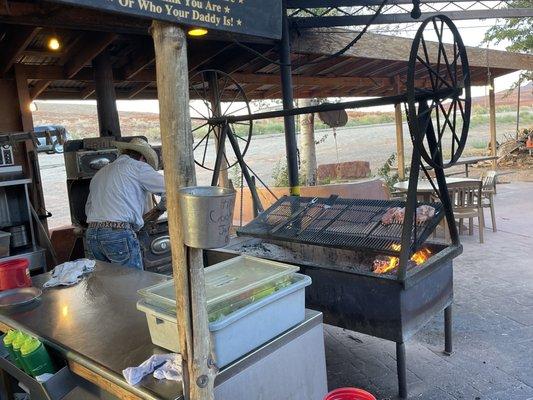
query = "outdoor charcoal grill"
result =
(200, 14, 471, 399)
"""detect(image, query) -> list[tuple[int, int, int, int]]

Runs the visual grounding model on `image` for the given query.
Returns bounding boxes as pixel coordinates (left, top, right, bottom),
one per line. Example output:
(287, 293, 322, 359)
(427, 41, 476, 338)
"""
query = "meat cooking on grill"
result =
(416, 205, 436, 224)
(381, 205, 436, 225)
(381, 207, 404, 225)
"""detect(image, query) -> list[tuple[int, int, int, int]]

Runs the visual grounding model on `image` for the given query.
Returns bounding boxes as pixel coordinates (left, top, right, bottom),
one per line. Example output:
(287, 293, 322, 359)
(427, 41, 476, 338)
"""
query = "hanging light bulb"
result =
(29, 102, 38, 112)
(48, 36, 61, 51)
(188, 28, 208, 37)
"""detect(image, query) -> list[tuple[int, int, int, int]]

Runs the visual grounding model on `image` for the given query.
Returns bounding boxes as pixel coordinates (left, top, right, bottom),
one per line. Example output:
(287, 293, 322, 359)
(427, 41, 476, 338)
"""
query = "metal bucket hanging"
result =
(178, 186, 236, 249)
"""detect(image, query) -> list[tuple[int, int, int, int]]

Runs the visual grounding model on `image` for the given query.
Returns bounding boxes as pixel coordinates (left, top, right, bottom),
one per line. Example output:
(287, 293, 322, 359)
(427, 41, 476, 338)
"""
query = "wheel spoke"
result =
(420, 37, 437, 91)
(202, 131, 210, 166)
(222, 89, 242, 116)
(416, 56, 453, 90)
(193, 125, 212, 151)
(192, 121, 209, 133)
(433, 19, 455, 89)
(190, 103, 209, 120)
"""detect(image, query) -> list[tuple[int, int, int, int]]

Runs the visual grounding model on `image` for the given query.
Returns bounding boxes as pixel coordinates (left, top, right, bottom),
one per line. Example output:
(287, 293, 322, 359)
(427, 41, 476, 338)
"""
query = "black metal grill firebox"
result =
(206, 196, 462, 399)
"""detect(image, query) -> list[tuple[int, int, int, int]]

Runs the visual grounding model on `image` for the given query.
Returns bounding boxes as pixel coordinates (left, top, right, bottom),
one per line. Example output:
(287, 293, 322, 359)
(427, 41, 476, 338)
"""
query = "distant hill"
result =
(472, 82, 532, 108)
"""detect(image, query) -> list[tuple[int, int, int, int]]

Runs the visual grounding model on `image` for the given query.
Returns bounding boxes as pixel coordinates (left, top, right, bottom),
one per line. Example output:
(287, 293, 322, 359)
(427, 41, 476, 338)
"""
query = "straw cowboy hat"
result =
(112, 138, 159, 170)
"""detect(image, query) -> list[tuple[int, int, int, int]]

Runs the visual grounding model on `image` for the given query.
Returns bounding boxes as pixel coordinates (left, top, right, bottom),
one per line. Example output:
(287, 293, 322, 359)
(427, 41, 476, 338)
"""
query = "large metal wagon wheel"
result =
(407, 15, 471, 169)
(189, 69, 253, 171)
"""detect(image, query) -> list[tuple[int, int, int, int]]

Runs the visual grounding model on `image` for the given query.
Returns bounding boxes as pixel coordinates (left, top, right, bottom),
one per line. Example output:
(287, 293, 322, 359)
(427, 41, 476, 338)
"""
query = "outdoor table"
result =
(0, 262, 326, 400)
(423, 156, 497, 177)
(394, 177, 481, 202)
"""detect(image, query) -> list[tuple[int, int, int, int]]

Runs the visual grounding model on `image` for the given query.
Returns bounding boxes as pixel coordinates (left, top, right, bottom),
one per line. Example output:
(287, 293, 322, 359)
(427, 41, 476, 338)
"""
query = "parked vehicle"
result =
(33, 125, 71, 154)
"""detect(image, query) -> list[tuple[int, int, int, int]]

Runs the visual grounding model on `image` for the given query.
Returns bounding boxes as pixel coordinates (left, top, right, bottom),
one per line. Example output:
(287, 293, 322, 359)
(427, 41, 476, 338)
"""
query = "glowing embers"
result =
(372, 245, 432, 275)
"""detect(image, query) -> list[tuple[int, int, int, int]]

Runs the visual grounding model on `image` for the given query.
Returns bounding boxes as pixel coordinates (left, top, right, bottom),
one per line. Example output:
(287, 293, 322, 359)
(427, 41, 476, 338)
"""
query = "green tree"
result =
(483, 0, 532, 81)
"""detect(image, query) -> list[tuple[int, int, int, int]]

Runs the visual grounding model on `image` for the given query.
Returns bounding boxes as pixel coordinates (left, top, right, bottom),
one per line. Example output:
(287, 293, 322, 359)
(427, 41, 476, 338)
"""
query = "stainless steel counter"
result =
(0, 262, 324, 400)
(0, 262, 180, 399)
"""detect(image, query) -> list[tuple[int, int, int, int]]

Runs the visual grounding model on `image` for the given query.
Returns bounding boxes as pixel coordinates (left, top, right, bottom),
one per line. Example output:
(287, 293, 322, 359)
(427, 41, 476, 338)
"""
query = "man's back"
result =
(86, 154, 165, 231)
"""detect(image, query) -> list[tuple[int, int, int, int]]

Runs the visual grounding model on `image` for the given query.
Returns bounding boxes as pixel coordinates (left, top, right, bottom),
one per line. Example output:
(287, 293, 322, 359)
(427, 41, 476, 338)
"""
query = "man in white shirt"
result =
(85, 138, 166, 269)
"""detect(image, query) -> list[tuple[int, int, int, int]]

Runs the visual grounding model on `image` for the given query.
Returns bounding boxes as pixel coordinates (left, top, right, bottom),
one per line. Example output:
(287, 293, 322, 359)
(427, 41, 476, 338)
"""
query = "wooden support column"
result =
(152, 21, 215, 400)
(488, 76, 497, 169)
(394, 76, 406, 180)
(93, 51, 121, 137)
(14, 65, 49, 236)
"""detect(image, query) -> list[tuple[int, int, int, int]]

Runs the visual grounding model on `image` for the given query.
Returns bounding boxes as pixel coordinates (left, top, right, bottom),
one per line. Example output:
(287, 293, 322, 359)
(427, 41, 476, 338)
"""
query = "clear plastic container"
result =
(138, 255, 299, 321)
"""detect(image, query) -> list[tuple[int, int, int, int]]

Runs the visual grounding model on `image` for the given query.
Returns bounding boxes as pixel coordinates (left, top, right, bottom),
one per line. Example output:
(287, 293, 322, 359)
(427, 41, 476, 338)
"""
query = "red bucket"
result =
(0, 258, 32, 291)
(324, 388, 377, 400)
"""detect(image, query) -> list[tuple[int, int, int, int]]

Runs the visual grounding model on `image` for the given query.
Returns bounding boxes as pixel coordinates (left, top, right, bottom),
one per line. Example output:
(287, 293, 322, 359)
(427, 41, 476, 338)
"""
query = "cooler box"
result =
(137, 256, 311, 367)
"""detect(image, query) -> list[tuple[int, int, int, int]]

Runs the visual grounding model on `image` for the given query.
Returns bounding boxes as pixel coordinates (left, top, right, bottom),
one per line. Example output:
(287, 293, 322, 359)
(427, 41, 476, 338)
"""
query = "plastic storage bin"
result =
(138, 255, 299, 321)
(137, 273, 312, 367)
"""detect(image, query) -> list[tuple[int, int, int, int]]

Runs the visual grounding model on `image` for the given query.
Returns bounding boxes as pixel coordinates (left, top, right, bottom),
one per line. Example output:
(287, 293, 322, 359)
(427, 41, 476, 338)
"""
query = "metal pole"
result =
(207, 71, 229, 187)
(280, 0, 300, 196)
(444, 305, 453, 355)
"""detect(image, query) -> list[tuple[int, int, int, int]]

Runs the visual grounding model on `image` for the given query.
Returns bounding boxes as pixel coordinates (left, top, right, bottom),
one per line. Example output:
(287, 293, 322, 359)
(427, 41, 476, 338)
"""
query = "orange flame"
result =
(373, 245, 432, 274)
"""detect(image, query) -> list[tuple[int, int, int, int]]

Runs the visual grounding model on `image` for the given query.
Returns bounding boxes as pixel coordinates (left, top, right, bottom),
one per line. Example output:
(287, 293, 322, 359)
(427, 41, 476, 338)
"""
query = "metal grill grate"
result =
(237, 196, 445, 255)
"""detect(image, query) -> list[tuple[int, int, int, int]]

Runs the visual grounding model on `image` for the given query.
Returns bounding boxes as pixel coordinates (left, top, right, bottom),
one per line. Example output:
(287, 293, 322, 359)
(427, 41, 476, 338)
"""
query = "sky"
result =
(44, 19, 528, 115)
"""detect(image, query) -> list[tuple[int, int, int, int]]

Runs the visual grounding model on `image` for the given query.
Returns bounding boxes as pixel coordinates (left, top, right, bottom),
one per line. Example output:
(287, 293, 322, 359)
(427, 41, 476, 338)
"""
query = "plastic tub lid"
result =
(139, 255, 299, 310)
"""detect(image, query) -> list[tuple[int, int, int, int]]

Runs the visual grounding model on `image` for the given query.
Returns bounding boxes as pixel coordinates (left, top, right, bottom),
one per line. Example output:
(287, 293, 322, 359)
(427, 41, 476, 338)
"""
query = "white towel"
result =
(123, 353, 182, 386)
(43, 259, 96, 288)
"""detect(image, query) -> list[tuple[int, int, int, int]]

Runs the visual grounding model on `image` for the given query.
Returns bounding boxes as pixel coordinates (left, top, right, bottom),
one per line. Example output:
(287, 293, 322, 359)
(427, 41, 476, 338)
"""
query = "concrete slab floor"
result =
(324, 182, 533, 400)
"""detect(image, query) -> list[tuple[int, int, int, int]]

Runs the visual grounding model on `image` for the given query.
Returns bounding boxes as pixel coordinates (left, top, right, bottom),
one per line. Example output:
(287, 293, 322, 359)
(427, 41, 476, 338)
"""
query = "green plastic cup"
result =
(12, 331, 31, 373)
(2, 330, 23, 369)
(20, 338, 55, 378)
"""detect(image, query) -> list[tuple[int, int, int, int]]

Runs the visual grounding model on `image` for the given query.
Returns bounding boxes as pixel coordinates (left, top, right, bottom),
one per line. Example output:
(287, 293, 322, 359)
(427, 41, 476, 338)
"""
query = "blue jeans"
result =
(86, 227, 143, 270)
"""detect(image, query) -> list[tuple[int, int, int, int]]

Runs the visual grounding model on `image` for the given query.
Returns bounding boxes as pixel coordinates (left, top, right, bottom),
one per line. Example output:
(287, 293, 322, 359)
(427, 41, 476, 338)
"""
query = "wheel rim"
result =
(190, 69, 253, 171)
(407, 15, 471, 169)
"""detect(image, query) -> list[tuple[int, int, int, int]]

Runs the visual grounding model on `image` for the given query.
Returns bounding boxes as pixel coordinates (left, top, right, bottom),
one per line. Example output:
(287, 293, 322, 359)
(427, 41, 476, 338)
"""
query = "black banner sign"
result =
(50, 0, 282, 39)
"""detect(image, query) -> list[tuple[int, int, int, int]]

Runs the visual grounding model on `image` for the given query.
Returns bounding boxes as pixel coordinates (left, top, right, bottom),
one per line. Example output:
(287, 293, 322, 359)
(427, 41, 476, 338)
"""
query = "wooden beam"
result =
(13, 65, 33, 131)
(123, 41, 155, 79)
(394, 76, 406, 180)
(232, 73, 391, 87)
(93, 51, 121, 137)
(128, 82, 151, 99)
(489, 77, 497, 169)
(65, 32, 117, 78)
(30, 80, 53, 100)
(152, 21, 216, 400)
(81, 84, 96, 99)
(0, 26, 40, 75)
(22, 49, 64, 58)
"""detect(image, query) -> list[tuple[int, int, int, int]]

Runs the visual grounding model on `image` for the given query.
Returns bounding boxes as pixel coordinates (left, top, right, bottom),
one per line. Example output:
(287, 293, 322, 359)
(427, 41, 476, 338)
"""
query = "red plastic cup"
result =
(0, 258, 32, 291)
(324, 388, 377, 400)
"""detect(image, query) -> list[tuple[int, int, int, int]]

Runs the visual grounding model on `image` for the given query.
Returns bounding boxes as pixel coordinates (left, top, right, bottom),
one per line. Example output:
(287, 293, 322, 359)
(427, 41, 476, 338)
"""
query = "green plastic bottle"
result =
(12, 332, 31, 373)
(2, 330, 22, 369)
(20, 337, 55, 378)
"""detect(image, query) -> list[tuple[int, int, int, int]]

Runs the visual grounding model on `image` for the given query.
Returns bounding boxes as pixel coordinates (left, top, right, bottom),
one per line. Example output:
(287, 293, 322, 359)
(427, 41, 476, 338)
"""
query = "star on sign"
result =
(237, 19, 242, 25)
(238, 0, 243, 3)
(224, 6, 230, 13)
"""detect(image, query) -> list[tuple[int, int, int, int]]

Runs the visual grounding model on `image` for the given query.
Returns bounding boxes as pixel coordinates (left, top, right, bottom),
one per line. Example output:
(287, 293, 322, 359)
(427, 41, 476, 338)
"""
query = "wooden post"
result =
(151, 21, 216, 400)
(93, 51, 121, 137)
(394, 76, 406, 180)
(488, 76, 497, 169)
(300, 98, 317, 186)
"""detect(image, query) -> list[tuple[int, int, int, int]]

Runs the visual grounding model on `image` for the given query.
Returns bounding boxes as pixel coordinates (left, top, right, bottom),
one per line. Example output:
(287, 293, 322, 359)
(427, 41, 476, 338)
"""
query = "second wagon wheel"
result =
(189, 69, 253, 171)
(407, 15, 471, 169)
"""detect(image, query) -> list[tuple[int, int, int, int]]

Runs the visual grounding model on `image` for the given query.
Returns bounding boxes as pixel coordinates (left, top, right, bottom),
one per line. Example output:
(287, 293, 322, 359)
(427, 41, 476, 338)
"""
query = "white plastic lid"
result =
(138, 255, 299, 311)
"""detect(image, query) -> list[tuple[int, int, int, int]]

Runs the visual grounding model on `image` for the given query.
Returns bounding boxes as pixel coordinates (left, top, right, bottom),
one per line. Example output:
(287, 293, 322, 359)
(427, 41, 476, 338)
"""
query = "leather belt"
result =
(88, 221, 132, 230)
